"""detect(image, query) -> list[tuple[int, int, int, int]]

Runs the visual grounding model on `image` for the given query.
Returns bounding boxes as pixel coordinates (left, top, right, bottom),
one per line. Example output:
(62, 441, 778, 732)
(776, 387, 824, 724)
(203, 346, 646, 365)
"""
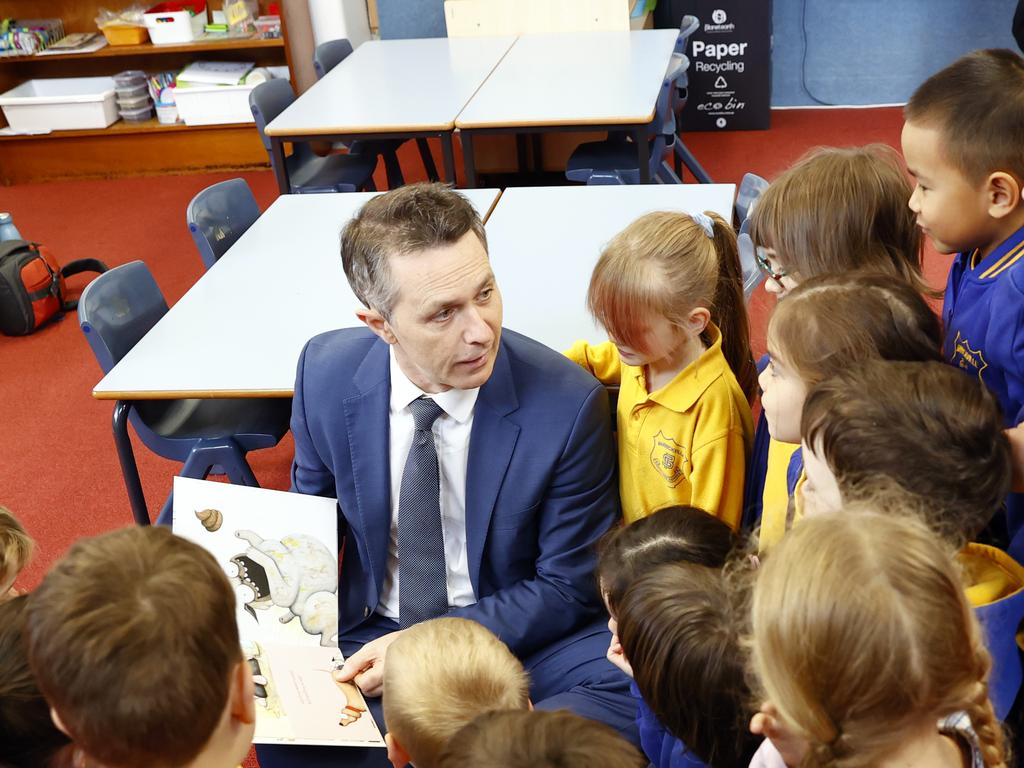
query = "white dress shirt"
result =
(377, 348, 479, 620)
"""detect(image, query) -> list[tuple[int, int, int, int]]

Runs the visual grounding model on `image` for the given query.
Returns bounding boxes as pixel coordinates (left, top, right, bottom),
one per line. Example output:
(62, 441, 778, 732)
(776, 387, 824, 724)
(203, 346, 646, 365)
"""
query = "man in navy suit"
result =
(256, 184, 634, 768)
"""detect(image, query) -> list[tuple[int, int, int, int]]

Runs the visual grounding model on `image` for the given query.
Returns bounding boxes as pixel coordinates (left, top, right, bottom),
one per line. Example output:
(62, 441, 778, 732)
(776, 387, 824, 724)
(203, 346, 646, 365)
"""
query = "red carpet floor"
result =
(0, 107, 949, 767)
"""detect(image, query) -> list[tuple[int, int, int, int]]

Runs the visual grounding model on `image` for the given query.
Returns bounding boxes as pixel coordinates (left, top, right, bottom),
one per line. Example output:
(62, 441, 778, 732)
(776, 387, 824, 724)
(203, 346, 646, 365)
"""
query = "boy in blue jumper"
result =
(902, 48, 1024, 560)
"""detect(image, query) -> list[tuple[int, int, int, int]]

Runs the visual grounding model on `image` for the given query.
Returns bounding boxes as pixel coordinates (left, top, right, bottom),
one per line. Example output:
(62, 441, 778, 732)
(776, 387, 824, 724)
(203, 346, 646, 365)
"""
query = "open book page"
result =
(172, 477, 384, 748)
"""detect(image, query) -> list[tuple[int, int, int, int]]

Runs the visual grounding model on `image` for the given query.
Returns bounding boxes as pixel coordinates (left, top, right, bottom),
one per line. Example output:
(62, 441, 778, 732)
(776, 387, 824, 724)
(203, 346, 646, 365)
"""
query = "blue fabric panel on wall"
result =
(377, 0, 447, 39)
(772, 0, 1018, 106)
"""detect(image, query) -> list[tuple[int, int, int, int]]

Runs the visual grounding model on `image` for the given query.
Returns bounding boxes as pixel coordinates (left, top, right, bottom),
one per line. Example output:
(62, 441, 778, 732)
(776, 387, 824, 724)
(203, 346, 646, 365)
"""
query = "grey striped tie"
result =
(398, 396, 448, 629)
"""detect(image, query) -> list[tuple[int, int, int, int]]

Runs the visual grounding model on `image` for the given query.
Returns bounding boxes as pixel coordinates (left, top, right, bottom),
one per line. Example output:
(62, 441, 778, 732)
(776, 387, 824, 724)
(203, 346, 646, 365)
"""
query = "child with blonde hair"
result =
(749, 512, 1009, 767)
(798, 359, 1023, 721)
(741, 144, 934, 533)
(903, 49, 1024, 559)
(566, 211, 755, 528)
(0, 506, 33, 600)
(756, 272, 942, 548)
(382, 616, 529, 768)
(438, 709, 647, 768)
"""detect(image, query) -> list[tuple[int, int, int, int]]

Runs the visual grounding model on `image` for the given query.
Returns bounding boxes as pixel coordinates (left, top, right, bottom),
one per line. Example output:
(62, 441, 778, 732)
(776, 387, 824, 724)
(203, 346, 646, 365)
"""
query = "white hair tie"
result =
(690, 212, 715, 238)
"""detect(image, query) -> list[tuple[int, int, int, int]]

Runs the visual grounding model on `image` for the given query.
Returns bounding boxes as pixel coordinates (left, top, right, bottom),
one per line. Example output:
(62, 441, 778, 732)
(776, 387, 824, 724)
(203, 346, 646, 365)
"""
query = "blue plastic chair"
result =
(186, 178, 261, 269)
(565, 56, 686, 185)
(735, 172, 770, 301)
(78, 262, 292, 525)
(734, 171, 769, 226)
(312, 37, 440, 186)
(249, 79, 378, 194)
(665, 15, 713, 184)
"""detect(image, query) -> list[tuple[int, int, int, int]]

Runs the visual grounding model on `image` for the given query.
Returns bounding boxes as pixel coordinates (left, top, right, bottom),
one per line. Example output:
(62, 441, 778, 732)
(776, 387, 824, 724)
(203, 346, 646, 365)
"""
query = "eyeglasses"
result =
(739, 233, 789, 285)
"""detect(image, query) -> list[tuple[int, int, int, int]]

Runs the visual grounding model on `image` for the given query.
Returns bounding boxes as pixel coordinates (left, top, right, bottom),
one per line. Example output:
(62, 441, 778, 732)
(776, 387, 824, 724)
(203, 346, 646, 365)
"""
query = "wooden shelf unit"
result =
(0, 1, 290, 184)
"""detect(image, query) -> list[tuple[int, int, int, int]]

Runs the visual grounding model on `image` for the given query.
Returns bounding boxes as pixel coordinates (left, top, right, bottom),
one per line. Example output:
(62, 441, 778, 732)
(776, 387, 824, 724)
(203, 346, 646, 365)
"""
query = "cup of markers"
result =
(149, 72, 180, 125)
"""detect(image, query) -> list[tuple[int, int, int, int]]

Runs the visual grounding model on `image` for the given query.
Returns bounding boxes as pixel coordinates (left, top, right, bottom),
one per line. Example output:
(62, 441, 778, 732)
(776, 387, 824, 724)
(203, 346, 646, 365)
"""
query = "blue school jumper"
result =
(632, 683, 708, 768)
(944, 225, 1024, 560)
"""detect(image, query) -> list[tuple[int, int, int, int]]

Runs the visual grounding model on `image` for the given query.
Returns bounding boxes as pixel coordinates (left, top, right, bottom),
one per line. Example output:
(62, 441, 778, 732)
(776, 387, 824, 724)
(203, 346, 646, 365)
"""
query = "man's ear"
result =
(987, 171, 1022, 219)
(355, 307, 398, 345)
(385, 732, 412, 768)
(230, 658, 257, 725)
(686, 307, 711, 336)
(50, 707, 70, 737)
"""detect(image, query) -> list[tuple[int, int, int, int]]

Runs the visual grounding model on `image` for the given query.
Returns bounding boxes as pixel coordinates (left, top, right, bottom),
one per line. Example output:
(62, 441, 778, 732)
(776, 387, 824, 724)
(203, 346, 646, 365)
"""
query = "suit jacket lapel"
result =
(343, 339, 392, 603)
(466, 340, 520, 593)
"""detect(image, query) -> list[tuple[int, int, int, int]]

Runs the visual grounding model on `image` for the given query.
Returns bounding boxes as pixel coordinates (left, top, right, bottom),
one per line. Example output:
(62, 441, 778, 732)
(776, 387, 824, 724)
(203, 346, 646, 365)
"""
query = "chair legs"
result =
(153, 438, 263, 525)
(381, 149, 405, 189)
(673, 139, 714, 184)
(416, 138, 440, 182)
(113, 400, 151, 526)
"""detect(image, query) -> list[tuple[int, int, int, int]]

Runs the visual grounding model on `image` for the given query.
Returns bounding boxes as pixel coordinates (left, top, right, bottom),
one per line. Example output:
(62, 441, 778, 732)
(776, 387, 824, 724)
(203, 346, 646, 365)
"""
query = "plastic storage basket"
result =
(0, 77, 119, 131)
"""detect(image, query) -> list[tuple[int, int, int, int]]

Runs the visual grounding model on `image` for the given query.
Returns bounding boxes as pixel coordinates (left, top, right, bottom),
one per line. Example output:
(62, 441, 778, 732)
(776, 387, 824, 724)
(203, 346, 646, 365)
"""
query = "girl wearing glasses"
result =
(742, 144, 938, 537)
(566, 211, 755, 529)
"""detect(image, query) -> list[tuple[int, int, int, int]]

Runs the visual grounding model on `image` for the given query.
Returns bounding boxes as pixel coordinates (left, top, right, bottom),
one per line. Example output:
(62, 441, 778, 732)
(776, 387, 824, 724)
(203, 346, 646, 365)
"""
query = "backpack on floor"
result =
(0, 240, 108, 336)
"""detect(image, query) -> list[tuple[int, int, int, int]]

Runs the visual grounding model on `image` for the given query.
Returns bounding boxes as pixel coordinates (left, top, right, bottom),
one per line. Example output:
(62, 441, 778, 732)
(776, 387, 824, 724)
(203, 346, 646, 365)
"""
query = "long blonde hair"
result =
(750, 512, 1008, 768)
(587, 211, 757, 400)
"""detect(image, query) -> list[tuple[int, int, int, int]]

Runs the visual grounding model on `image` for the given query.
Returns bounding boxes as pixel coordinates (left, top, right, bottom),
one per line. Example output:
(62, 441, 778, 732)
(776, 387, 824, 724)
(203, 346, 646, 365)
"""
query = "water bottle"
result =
(0, 212, 21, 242)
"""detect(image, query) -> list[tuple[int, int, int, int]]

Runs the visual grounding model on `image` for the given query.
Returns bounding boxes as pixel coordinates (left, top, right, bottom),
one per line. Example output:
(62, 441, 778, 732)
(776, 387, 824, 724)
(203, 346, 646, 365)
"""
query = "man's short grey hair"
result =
(341, 183, 488, 319)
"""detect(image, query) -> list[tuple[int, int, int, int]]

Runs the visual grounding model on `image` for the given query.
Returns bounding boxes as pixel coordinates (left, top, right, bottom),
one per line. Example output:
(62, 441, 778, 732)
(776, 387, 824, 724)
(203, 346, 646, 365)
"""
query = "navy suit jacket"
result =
(290, 327, 619, 655)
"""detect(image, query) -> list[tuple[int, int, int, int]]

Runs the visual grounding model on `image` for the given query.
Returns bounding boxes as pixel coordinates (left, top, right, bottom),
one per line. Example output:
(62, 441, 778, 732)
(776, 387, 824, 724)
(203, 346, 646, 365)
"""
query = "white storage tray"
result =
(0, 77, 119, 131)
(173, 82, 256, 126)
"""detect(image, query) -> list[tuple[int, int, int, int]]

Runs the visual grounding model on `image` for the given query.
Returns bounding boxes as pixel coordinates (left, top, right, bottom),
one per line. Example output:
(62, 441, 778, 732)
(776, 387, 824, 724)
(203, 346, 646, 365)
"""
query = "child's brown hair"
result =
(596, 505, 736, 615)
(0, 595, 72, 768)
(617, 562, 758, 767)
(751, 511, 1009, 768)
(383, 617, 530, 768)
(905, 49, 1024, 184)
(802, 360, 1011, 545)
(25, 526, 241, 768)
(768, 272, 942, 388)
(587, 211, 757, 400)
(0, 506, 34, 589)
(437, 709, 647, 768)
(749, 145, 934, 296)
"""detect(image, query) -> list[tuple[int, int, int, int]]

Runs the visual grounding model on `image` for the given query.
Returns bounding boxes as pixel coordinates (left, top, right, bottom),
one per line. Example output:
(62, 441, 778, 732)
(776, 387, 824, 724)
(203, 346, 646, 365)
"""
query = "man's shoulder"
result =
(500, 329, 603, 400)
(297, 327, 384, 389)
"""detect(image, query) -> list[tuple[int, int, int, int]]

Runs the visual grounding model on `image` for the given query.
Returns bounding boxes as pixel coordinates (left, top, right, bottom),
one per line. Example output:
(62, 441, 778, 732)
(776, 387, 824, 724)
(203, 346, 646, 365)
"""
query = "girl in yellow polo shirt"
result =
(566, 211, 756, 528)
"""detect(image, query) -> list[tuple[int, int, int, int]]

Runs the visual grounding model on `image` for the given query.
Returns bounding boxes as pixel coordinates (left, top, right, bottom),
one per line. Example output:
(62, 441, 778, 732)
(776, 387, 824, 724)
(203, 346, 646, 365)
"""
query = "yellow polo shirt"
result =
(566, 324, 753, 528)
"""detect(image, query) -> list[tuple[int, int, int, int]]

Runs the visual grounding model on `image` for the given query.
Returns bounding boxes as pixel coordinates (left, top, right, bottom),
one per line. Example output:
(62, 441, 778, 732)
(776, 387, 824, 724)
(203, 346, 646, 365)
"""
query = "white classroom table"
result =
(486, 184, 736, 352)
(91, 189, 503, 400)
(263, 36, 516, 193)
(455, 30, 681, 186)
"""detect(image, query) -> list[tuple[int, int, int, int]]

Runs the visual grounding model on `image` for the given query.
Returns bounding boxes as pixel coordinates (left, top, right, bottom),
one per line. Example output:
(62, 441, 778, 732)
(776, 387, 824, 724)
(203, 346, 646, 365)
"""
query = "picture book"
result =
(172, 477, 385, 748)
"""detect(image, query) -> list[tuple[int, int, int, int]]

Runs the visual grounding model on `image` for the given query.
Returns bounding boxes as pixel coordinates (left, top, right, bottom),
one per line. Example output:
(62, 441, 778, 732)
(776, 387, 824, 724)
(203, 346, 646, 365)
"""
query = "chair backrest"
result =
(186, 178, 261, 269)
(676, 14, 700, 54)
(249, 78, 296, 153)
(735, 172, 770, 225)
(78, 261, 169, 373)
(737, 218, 766, 301)
(313, 38, 354, 80)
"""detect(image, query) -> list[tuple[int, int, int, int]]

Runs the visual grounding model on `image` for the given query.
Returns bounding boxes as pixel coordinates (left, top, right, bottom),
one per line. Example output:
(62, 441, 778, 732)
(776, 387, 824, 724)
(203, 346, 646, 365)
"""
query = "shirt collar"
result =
(968, 224, 1024, 280)
(388, 346, 479, 424)
(633, 323, 730, 413)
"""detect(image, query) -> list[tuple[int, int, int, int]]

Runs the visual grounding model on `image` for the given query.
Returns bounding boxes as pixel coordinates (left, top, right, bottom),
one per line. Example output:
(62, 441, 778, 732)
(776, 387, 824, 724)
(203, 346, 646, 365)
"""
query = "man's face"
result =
(902, 120, 994, 255)
(379, 231, 502, 393)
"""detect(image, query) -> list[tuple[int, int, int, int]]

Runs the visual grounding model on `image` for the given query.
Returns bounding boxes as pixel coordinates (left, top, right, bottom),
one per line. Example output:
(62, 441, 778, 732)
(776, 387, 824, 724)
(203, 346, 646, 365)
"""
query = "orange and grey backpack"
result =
(0, 240, 107, 336)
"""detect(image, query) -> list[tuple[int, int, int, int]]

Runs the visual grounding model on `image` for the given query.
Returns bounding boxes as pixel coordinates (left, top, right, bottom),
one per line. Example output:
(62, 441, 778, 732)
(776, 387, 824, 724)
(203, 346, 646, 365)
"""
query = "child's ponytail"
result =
(706, 211, 757, 402)
(964, 641, 1009, 768)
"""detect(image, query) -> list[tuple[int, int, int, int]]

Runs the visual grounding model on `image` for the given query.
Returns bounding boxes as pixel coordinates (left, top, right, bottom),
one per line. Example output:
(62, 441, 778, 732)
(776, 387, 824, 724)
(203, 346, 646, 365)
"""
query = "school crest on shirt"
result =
(650, 431, 688, 487)
(950, 331, 988, 382)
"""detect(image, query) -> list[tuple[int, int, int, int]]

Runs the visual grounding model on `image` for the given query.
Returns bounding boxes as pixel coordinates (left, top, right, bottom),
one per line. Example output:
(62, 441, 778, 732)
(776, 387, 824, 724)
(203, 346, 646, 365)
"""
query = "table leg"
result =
(416, 137, 441, 182)
(270, 137, 291, 194)
(635, 127, 651, 184)
(113, 401, 150, 526)
(530, 133, 543, 173)
(461, 132, 478, 188)
(440, 133, 457, 185)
